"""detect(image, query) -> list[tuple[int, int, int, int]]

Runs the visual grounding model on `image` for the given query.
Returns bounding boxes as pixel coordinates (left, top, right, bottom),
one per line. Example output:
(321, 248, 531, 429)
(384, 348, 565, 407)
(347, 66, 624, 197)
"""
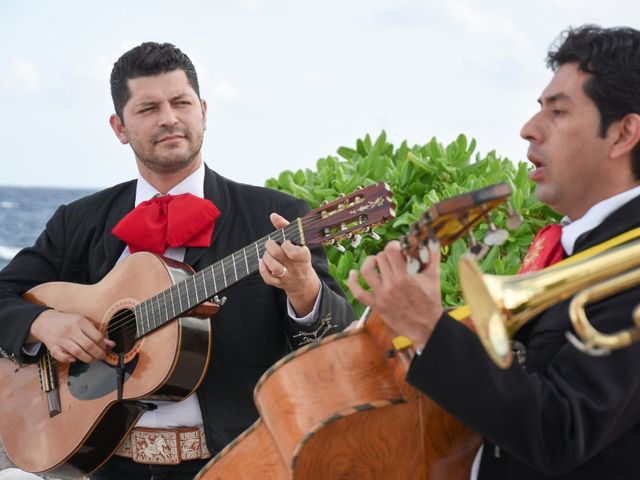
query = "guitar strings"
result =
(103, 221, 302, 337)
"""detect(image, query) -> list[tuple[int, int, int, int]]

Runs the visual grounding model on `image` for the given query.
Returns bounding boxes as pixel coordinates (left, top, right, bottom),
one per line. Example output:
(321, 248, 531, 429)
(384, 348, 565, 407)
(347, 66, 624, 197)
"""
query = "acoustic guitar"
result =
(196, 182, 513, 480)
(0, 182, 395, 478)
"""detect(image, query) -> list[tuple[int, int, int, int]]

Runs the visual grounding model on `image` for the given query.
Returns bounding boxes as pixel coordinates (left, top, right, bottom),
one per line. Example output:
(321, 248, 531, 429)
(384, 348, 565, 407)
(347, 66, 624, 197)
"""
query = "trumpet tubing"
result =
(568, 269, 640, 354)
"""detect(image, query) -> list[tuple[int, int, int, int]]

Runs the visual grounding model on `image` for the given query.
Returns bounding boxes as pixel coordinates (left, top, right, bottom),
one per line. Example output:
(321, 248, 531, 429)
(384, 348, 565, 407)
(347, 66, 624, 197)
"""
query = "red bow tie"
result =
(518, 223, 565, 274)
(112, 193, 221, 254)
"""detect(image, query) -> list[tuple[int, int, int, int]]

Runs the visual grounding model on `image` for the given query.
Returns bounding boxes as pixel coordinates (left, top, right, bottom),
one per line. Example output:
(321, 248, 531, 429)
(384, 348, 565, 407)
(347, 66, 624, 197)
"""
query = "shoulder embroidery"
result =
(512, 340, 527, 368)
(292, 314, 337, 345)
(0, 347, 25, 367)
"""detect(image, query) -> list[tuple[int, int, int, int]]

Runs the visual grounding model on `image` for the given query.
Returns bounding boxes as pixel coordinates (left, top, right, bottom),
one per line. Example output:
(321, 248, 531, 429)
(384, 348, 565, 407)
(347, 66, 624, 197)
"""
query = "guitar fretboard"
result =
(133, 222, 302, 338)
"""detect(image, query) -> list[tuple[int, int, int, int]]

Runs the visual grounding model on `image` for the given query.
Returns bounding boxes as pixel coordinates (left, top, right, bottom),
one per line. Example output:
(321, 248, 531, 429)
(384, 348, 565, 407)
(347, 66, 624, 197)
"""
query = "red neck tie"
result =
(112, 193, 221, 254)
(518, 224, 565, 274)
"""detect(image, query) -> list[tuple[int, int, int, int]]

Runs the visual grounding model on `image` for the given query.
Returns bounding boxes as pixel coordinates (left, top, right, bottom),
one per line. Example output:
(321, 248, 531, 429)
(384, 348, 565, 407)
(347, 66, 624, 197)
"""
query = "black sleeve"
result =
(267, 195, 354, 348)
(0, 205, 69, 363)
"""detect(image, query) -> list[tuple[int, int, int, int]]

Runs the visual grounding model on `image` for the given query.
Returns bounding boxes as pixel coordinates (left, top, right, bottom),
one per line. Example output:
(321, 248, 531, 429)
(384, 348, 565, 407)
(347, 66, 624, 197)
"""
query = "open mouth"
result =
(528, 151, 543, 168)
(528, 152, 546, 181)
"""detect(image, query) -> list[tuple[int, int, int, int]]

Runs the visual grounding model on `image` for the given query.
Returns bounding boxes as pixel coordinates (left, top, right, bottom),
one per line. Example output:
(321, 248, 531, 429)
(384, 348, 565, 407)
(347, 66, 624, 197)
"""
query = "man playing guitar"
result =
(0, 42, 353, 479)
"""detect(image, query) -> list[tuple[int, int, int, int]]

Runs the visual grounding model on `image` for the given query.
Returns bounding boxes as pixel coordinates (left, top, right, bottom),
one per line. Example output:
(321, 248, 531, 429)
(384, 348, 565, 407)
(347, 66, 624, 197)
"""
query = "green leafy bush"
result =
(266, 131, 560, 316)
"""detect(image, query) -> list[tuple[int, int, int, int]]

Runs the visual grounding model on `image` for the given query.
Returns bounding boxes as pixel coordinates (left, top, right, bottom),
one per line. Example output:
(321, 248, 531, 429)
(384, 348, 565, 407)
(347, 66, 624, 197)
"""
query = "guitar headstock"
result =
(401, 183, 516, 271)
(301, 182, 395, 249)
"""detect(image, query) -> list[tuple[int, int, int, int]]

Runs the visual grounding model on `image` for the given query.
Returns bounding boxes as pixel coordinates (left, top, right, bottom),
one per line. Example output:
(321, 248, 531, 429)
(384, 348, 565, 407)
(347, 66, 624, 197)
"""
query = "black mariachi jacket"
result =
(407, 194, 640, 479)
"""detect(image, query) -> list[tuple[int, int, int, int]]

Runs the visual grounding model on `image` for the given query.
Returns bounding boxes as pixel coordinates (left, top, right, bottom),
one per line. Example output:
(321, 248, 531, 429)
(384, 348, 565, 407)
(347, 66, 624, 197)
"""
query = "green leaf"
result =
(337, 146, 357, 161)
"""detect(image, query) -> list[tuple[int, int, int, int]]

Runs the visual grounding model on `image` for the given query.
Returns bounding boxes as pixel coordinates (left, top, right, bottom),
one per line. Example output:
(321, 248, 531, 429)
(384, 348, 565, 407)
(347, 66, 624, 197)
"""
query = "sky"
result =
(1, 0, 639, 189)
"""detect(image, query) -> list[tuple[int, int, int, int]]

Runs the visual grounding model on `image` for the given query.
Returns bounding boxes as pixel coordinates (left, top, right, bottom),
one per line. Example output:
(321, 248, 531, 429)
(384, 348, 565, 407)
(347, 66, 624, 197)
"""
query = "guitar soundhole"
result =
(108, 308, 137, 354)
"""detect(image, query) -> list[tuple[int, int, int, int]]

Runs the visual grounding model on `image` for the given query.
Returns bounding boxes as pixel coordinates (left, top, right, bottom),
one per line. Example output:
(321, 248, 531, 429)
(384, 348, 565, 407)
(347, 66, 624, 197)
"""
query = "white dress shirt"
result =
(560, 185, 640, 255)
(119, 162, 322, 428)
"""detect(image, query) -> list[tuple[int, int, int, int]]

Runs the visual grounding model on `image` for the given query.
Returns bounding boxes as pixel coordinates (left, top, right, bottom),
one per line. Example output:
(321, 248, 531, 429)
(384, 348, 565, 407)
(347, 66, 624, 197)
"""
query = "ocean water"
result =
(0, 186, 96, 270)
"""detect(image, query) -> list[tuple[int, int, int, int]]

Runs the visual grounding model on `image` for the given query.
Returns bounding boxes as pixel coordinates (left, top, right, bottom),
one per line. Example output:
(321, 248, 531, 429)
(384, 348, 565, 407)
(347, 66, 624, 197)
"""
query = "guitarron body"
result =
(0, 252, 213, 477)
(197, 312, 479, 480)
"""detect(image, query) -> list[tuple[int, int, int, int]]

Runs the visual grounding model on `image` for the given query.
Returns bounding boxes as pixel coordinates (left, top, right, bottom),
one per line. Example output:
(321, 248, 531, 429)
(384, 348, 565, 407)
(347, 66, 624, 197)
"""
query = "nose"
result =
(520, 111, 543, 144)
(157, 102, 178, 127)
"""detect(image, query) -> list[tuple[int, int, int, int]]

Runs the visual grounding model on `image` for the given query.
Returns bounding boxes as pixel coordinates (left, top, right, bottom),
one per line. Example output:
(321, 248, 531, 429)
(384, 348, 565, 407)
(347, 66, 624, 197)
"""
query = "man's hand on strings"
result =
(259, 212, 321, 316)
(347, 240, 443, 348)
(28, 310, 115, 363)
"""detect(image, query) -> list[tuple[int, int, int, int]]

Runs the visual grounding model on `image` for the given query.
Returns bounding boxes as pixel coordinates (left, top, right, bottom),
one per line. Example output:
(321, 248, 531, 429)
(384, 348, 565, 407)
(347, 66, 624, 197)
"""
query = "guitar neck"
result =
(131, 181, 396, 338)
(134, 221, 303, 338)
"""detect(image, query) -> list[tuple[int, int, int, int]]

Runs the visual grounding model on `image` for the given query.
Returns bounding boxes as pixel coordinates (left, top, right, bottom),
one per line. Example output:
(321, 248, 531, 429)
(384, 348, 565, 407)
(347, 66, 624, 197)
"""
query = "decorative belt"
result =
(115, 425, 212, 465)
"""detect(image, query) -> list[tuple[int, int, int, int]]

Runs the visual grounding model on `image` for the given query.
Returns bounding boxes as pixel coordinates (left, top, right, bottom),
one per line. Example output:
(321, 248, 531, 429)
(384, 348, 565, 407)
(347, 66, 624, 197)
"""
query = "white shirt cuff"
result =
(23, 342, 42, 356)
(287, 284, 323, 326)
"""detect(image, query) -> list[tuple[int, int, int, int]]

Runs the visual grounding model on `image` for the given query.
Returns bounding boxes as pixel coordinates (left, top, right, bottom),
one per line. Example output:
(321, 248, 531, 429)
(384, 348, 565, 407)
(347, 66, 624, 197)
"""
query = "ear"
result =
(201, 99, 207, 131)
(610, 113, 640, 160)
(109, 114, 129, 145)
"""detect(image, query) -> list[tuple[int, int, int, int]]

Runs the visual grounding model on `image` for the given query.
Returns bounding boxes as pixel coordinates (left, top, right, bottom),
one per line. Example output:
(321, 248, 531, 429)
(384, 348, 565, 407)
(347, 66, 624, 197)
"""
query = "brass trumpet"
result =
(458, 239, 640, 368)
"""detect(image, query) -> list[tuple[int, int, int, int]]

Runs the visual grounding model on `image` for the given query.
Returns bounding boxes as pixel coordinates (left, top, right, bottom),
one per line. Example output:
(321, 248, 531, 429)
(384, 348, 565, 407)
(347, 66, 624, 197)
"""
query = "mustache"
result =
(151, 127, 189, 143)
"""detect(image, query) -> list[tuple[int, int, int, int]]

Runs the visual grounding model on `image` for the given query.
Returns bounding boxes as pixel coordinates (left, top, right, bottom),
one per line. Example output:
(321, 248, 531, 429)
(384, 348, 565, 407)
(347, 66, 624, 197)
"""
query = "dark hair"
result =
(110, 42, 200, 122)
(547, 25, 640, 178)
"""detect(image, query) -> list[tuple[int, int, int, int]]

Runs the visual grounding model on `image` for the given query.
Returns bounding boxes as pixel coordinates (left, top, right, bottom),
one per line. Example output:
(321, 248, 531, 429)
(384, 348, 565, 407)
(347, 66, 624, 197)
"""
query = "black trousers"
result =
(90, 454, 210, 480)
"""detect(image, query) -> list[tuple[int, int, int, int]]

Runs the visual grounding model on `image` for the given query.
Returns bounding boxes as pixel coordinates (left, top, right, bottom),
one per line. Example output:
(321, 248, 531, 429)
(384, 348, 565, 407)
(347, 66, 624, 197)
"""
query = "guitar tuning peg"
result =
(506, 202, 524, 230)
(368, 231, 381, 241)
(334, 243, 346, 253)
(484, 221, 509, 246)
(467, 232, 489, 260)
(351, 234, 362, 248)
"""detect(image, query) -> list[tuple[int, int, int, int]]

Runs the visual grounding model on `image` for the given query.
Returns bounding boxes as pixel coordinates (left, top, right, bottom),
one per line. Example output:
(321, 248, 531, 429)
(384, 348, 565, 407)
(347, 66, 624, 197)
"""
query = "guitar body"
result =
(0, 252, 213, 477)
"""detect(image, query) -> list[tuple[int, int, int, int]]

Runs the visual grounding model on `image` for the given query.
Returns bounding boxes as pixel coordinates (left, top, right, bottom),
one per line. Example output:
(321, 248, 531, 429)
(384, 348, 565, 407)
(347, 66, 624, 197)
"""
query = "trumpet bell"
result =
(458, 258, 512, 368)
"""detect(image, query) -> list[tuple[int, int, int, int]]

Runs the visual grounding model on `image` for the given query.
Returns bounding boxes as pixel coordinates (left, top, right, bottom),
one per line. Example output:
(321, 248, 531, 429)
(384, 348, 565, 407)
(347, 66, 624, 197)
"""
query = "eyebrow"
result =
(170, 93, 191, 102)
(133, 93, 192, 109)
(537, 92, 572, 106)
(134, 101, 156, 109)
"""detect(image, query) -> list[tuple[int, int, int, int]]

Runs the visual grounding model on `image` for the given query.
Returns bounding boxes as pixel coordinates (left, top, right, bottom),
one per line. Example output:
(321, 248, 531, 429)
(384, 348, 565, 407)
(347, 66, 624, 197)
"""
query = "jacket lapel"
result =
(184, 166, 229, 269)
(96, 184, 136, 280)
